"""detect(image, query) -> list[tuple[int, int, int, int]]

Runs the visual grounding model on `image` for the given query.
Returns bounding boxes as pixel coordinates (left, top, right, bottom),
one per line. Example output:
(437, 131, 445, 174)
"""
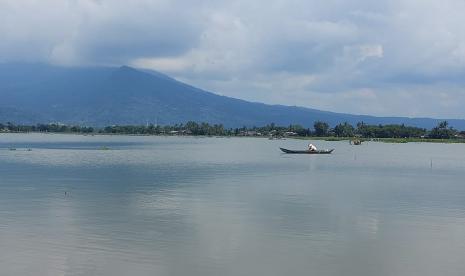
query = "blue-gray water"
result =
(1, 134, 465, 276)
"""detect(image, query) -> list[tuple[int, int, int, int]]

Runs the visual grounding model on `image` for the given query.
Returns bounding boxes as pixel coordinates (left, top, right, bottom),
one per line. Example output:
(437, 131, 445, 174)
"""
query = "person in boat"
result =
(308, 143, 317, 152)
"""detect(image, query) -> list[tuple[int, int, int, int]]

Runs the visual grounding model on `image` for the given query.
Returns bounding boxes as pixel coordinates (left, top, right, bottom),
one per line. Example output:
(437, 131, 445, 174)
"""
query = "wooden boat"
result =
(350, 139, 362, 145)
(280, 148, 334, 154)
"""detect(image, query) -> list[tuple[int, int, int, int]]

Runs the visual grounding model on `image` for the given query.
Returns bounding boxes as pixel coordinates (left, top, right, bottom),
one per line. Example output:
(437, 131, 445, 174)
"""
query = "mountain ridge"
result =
(1, 63, 464, 129)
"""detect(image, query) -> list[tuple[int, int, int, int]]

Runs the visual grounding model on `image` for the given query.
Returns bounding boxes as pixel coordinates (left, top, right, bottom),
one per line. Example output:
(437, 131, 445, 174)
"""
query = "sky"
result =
(1, 0, 465, 118)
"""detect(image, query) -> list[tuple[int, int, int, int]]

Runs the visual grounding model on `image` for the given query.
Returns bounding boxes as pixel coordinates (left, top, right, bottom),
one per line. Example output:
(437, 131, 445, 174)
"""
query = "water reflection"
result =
(1, 134, 465, 275)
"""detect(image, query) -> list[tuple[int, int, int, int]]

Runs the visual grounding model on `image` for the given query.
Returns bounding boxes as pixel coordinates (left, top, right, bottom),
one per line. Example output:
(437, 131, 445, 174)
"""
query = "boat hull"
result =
(280, 148, 334, 154)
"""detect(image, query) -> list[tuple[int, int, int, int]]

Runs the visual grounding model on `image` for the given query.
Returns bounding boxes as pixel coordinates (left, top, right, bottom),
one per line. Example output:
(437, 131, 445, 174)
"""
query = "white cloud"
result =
(359, 44, 383, 61)
(1, 0, 465, 118)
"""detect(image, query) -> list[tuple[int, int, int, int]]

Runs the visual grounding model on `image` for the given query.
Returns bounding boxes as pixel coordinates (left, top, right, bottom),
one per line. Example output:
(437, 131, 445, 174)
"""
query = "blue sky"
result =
(1, 0, 465, 118)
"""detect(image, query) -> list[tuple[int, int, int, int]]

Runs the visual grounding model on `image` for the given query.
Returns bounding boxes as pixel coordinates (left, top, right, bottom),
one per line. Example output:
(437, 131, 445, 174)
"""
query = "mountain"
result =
(1, 63, 464, 129)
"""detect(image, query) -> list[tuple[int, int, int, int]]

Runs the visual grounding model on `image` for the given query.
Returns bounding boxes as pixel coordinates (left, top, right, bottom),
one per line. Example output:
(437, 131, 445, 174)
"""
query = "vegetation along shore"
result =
(1, 121, 464, 143)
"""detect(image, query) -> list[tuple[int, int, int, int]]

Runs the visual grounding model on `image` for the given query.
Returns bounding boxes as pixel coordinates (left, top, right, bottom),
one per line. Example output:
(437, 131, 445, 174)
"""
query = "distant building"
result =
(238, 130, 262, 136)
(284, 131, 297, 136)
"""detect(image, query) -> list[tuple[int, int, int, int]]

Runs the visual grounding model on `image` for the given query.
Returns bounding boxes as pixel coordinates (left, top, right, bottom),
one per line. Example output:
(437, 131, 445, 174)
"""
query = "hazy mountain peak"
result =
(112, 65, 145, 77)
(0, 63, 464, 129)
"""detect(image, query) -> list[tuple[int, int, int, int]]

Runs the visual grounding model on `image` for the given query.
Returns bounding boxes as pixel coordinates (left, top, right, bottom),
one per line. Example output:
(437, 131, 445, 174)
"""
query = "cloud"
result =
(0, 0, 207, 65)
(1, 0, 465, 118)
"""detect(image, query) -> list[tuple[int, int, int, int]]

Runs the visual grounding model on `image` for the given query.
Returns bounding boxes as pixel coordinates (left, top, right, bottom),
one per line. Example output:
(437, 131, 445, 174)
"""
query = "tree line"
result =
(313, 120, 460, 139)
(0, 122, 94, 133)
(1, 120, 463, 139)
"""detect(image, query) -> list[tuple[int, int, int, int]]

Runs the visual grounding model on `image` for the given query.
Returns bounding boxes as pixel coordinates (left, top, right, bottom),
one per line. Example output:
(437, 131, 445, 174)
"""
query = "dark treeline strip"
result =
(0, 122, 94, 133)
(1, 121, 464, 139)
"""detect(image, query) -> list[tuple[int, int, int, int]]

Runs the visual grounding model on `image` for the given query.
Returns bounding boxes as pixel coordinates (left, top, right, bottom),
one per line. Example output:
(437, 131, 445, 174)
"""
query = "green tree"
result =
(334, 122, 354, 137)
(430, 121, 456, 139)
(313, 121, 329, 137)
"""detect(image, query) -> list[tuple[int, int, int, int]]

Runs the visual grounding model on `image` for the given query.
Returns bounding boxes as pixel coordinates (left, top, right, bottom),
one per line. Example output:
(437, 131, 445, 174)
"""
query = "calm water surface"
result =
(1, 133, 465, 276)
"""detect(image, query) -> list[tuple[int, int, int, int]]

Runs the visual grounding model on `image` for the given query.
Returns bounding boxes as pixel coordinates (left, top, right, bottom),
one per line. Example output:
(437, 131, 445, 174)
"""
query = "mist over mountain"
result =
(1, 63, 464, 129)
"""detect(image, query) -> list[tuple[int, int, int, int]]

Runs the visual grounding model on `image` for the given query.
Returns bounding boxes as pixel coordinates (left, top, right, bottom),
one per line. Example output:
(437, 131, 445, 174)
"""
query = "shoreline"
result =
(294, 136, 465, 143)
(2, 131, 465, 143)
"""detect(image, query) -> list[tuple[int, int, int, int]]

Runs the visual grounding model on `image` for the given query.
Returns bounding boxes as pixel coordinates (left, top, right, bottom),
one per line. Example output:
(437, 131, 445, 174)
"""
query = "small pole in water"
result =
(430, 158, 433, 170)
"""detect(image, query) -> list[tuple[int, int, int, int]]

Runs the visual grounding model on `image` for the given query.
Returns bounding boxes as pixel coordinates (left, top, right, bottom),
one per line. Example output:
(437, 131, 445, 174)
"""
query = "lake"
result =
(1, 133, 465, 276)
